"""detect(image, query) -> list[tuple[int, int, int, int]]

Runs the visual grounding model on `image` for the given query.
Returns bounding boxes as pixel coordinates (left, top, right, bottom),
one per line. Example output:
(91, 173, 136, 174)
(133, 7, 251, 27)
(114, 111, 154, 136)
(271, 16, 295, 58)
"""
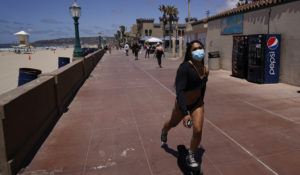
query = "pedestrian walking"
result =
(124, 43, 129, 56)
(133, 43, 140, 60)
(108, 44, 112, 54)
(104, 45, 108, 53)
(154, 43, 165, 68)
(131, 45, 134, 54)
(145, 44, 150, 58)
(161, 40, 209, 171)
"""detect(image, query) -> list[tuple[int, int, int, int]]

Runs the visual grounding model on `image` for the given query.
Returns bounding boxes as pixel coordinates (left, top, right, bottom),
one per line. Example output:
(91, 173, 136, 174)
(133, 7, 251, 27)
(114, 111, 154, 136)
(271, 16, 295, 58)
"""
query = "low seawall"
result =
(0, 49, 105, 175)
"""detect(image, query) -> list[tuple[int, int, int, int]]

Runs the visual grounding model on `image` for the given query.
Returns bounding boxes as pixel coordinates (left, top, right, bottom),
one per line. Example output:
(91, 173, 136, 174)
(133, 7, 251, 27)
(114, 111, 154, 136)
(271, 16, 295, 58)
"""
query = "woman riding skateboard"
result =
(161, 40, 209, 169)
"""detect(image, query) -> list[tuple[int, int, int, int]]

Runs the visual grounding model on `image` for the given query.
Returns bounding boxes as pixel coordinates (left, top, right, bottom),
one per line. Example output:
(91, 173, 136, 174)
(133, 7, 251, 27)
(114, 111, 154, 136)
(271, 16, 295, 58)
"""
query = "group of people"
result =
(124, 43, 140, 60)
(104, 44, 112, 54)
(124, 43, 165, 68)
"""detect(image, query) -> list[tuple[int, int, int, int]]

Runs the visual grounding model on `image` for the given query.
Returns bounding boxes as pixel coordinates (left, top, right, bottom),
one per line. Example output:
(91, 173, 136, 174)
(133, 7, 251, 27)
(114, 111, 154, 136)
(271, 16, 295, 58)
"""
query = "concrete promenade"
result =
(20, 50, 300, 175)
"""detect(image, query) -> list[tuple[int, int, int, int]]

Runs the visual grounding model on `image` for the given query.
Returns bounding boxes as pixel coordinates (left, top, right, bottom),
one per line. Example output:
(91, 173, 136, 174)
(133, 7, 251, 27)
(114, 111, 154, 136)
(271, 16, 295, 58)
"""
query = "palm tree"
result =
(166, 5, 179, 52)
(120, 25, 126, 45)
(116, 30, 121, 47)
(114, 33, 118, 48)
(159, 5, 168, 48)
(123, 32, 129, 45)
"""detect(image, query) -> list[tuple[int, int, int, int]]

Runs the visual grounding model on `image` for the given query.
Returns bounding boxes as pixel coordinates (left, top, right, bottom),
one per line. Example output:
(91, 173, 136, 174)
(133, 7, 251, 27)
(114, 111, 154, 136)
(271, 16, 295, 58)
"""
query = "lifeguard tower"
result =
(13, 31, 31, 53)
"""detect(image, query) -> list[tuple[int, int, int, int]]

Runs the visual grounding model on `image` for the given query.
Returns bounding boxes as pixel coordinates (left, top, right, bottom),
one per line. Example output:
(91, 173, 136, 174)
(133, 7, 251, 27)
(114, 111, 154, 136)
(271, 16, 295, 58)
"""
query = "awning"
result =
(140, 37, 150, 41)
(145, 37, 162, 43)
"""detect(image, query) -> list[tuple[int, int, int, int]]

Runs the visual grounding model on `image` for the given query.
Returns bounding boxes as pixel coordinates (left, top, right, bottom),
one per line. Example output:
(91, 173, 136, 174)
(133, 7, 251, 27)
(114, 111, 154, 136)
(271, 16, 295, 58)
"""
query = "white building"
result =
(191, 0, 300, 86)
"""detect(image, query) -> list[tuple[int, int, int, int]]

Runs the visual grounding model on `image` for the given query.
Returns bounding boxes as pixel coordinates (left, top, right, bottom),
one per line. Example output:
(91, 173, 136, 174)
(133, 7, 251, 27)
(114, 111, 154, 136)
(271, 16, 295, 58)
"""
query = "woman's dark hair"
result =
(174, 40, 206, 89)
(183, 40, 205, 62)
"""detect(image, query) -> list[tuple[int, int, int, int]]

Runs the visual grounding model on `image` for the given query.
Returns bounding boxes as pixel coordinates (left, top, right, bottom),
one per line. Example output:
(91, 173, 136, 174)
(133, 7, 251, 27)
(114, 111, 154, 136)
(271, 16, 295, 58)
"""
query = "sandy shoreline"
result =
(0, 48, 73, 94)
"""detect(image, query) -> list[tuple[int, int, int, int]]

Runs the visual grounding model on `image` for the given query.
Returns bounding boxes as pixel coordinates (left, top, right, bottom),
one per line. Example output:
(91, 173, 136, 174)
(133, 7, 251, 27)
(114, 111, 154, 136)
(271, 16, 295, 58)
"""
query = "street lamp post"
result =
(175, 25, 178, 52)
(103, 38, 107, 46)
(103, 38, 107, 51)
(98, 32, 102, 49)
(70, 2, 83, 58)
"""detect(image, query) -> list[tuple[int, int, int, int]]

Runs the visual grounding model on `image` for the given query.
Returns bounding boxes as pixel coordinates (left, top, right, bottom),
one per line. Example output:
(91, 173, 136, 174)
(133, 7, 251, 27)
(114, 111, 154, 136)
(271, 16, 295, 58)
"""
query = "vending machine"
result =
(232, 35, 248, 78)
(265, 34, 281, 83)
(247, 34, 281, 84)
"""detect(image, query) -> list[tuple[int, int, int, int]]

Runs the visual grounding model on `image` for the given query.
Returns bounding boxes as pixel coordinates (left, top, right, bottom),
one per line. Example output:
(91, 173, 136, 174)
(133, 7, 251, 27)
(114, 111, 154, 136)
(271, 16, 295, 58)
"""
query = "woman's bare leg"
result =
(190, 106, 204, 153)
(163, 101, 183, 134)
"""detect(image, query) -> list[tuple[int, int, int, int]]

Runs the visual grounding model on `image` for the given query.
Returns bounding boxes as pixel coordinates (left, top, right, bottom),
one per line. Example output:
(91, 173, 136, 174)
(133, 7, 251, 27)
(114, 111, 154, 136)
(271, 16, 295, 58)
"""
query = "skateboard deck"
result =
(177, 145, 203, 175)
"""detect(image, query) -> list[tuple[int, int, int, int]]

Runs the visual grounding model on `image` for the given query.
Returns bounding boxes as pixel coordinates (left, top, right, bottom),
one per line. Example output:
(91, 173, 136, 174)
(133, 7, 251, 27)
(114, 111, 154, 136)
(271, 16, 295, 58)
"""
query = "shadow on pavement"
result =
(162, 144, 205, 175)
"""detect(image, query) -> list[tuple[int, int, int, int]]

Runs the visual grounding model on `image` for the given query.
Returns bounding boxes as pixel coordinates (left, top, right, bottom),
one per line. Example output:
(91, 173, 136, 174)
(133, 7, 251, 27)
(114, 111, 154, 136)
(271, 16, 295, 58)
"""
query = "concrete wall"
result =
(204, 1, 300, 86)
(190, 23, 208, 49)
(139, 21, 184, 39)
(0, 49, 105, 175)
(205, 19, 234, 70)
(141, 23, 154, 37)
(269, 2, 300, 85)
(83, 49, 105, 77)
(152, 27, 163, 38)
(49, 60, 85, 112)
(243, 8, 269, 34)
(0, 76, 57, 175)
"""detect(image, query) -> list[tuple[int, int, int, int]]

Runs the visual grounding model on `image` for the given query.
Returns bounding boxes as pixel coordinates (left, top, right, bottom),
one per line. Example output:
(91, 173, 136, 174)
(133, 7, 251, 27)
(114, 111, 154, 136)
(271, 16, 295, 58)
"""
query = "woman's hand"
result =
(183, 115, 192, 128)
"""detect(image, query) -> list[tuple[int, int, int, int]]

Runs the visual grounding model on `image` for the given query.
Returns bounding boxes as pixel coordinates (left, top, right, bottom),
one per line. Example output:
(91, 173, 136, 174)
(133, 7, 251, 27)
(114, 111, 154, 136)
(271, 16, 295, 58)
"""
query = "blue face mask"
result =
(192, 49, 205, 61)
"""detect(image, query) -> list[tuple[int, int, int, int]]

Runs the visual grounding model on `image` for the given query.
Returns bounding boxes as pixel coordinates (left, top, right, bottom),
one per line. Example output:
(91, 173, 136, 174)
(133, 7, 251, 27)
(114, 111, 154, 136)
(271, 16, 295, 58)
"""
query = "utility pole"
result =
(188, 0, 190, 23)
(186, 0, 192, 43)
(206, 10, 210, 18)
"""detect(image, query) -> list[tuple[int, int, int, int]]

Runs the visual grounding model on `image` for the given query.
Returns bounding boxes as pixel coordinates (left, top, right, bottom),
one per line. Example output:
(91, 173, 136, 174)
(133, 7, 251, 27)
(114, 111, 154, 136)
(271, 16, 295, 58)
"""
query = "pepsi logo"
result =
(267, 37, 279, 50)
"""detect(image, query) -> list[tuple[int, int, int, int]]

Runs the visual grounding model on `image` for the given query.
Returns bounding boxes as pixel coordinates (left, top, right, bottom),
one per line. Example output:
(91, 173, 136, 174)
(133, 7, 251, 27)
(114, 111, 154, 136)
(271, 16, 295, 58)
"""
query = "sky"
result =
(0, 0, 239, 44)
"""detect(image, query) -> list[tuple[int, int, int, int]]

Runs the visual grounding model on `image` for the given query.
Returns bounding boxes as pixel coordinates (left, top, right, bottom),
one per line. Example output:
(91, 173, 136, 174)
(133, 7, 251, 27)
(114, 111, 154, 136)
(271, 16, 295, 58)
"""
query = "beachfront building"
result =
(190, 0, 300, 86)
(132, 18, 188, 47)
(128, 24, 138, 44)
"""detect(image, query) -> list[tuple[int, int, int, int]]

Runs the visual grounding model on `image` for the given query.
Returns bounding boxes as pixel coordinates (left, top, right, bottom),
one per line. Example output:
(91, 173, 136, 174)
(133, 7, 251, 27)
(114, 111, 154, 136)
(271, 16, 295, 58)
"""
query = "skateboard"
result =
(177, 145, 203, 175)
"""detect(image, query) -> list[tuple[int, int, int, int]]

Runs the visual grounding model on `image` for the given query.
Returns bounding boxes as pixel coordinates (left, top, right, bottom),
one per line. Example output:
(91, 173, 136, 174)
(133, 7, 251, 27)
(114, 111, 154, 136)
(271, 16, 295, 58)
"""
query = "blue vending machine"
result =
(247, 34, 281, 84)
(265, 34, 281, 83)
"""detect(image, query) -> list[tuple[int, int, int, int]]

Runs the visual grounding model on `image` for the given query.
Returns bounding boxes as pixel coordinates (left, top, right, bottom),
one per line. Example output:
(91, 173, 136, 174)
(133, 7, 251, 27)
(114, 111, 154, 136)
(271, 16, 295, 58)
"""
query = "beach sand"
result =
(0, 48, 73, 94)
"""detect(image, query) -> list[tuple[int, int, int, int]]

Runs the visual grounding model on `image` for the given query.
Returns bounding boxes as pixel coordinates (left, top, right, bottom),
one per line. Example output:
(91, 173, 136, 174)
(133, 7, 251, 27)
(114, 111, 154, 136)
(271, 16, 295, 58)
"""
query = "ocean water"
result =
(0, 46, 70, 52)
(0, 48, 14, 52)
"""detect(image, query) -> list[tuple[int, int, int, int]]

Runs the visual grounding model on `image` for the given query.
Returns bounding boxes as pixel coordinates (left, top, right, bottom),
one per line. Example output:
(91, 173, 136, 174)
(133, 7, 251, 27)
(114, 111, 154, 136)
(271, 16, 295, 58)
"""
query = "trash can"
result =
(18, 68, 42, 86)
(208, 51, 220, 70)
(58, 57, 70, 68)
(82, 48, 88, 56)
